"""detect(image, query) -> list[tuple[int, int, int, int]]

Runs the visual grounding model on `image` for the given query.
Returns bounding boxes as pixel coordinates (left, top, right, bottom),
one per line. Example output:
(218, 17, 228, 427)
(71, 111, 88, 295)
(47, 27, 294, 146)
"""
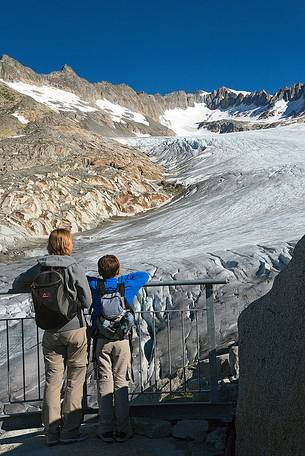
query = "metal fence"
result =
(0, 279, 228, 415)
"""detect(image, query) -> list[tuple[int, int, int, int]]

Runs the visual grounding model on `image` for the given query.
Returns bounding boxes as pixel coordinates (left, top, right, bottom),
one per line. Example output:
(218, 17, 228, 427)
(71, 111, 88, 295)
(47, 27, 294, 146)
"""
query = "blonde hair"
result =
(47, 228, 73, 256)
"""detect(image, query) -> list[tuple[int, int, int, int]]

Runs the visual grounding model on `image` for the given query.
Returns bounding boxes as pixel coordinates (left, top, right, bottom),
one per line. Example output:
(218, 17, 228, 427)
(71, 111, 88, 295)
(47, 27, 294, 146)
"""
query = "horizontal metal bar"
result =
(0, 278, 228, 297)
(134, 308, 206, 313)
(0, 317, 35, 322)
(0, 308, 208, 323)
(144, 279, 227, 287)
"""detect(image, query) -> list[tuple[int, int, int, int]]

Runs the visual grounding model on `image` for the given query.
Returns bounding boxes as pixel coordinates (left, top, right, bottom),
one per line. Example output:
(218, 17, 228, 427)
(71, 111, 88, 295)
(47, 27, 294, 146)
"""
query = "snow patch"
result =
(160, 103, 213, 136)
(96, 98, 149, 126)
(160, 94, 304, 135)
(0, 79, 98, 113)
(227, 88, 252, 96)
(11, 112, 29, 124)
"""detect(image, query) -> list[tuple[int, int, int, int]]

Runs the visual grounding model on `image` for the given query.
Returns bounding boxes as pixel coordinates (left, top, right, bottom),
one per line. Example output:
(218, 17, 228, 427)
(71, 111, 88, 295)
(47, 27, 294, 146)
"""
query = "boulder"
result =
(236, 235, 305, 455)
(132, 417, 172, 438)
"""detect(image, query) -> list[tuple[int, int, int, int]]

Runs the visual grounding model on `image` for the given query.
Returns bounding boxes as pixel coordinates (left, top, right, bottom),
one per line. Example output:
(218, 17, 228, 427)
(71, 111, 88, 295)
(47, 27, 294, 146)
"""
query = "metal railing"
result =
(0, 279, 228, 416)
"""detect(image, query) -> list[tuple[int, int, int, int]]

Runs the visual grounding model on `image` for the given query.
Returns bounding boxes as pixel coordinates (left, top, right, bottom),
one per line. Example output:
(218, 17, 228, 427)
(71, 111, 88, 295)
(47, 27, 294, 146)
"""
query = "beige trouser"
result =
(42, 327, 87, 439)
(96, 338, 132, 435)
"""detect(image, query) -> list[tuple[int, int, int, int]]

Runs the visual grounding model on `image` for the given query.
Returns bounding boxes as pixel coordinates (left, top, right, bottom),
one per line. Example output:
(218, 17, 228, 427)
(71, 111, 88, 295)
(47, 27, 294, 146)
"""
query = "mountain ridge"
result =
(1, 55, 305, 136)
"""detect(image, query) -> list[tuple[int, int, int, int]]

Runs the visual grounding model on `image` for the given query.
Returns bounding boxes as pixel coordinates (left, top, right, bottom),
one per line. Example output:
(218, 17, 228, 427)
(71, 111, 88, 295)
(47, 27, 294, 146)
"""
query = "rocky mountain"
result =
(1, 55, 305, 138)
(0, 60, 177, 252)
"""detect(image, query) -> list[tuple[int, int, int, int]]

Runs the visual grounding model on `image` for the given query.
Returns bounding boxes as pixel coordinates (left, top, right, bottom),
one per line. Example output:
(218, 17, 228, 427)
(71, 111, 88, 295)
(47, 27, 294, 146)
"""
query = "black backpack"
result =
(95, 280, 134, 340)
(31, 267, 80, 330)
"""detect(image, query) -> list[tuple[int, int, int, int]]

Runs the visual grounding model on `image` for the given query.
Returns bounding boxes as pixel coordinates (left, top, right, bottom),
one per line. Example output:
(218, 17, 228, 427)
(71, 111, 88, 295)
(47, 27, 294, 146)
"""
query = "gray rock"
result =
(228, 345, 239, 379)
(236, 235, 305, 455)
(132, 417, 172, 438)
(172, 419, 208, 441)
(3, 403, 27, 414)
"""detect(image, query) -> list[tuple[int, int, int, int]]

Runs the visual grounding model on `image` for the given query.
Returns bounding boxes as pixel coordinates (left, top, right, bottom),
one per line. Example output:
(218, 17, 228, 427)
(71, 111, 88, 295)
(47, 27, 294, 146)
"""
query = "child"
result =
(87, 255, 150, 443)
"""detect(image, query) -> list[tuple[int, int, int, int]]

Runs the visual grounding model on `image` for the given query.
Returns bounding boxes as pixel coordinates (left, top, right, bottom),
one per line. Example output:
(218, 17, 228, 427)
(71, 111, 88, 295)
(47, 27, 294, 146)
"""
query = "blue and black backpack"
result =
(93, 279, 135, 340)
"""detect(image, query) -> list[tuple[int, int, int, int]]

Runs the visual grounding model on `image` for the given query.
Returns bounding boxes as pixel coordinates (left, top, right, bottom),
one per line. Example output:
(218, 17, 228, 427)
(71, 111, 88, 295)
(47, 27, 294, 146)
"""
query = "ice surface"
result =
(109, 125, 305, 260)
(1, 124, 304, 293)
(134, 132, 151, 137)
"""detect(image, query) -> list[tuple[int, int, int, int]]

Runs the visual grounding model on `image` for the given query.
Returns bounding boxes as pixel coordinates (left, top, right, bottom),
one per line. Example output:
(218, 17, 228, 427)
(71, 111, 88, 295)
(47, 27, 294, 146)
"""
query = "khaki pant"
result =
(42, 327, 87, 439)
(96, 338, 132, 435)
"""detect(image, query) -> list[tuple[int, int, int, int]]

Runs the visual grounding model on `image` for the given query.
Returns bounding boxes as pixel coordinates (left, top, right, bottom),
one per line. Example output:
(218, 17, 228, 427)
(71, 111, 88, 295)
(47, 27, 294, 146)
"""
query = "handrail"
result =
(0, 278, 228, 296)
(145, 279, 228, 287)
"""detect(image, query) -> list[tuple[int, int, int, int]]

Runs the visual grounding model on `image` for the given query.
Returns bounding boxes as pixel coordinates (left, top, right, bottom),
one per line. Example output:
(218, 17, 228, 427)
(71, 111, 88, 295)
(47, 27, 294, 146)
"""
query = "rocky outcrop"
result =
(0, 55, 42, 83)
(197, 118, 277, 133)
(0, 117, 172, 252)
(204, 88, 271, 111)
(236, 235, 305, 455)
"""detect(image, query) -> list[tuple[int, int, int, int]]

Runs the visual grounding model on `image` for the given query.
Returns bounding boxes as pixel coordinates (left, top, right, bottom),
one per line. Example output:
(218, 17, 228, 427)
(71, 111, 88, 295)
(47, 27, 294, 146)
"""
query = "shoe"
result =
(60, 434, 88, 444)
(97, 431, 115, 443)
(46, 434, 60, 446)
(115, 431, 132, 442)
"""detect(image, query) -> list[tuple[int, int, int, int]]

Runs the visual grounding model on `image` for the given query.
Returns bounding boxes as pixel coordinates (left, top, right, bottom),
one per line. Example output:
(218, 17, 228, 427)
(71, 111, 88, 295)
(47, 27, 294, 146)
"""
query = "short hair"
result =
(47, 228, 73, 256)
(98, 255, 120, 278)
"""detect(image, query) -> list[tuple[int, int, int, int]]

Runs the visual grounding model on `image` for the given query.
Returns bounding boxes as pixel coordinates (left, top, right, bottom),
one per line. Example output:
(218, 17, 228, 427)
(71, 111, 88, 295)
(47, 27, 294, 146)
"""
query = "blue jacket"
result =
(87, 272, 150, 331)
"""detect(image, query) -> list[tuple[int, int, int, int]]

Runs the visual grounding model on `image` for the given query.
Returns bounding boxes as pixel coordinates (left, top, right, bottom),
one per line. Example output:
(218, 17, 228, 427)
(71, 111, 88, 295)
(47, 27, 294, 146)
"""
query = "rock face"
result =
(0, 125, 171, 251)
(236, 235, 305, 455)
(197, 118, 277, 133)
(0, 79, 174, 251)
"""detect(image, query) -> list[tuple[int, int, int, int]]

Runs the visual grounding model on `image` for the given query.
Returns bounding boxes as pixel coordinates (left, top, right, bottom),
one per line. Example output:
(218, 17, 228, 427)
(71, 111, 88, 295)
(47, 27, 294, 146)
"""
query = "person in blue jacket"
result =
(87, 255, 150, 443)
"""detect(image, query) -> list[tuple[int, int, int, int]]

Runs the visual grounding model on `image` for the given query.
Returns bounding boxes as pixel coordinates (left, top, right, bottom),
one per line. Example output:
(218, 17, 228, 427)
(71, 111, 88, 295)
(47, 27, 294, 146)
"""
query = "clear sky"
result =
(1, 0, 304, 95)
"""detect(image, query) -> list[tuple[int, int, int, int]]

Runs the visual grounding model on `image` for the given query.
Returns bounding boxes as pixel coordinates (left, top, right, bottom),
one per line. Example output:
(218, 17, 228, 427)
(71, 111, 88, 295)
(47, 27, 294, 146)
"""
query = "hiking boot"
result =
(115, 431, 132, 442)
(97, 431, 115, 443)
(60, 433, 88, 444)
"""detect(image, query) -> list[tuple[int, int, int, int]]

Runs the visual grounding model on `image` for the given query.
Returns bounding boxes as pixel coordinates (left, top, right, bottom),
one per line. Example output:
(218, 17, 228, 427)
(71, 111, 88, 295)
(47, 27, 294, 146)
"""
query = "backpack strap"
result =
(97, 278, 106, 297)
(40, 265, 53, 272)
(97, 279, 125, 298)
(118, 283, 130, 310)
(117, 283, 125, 297)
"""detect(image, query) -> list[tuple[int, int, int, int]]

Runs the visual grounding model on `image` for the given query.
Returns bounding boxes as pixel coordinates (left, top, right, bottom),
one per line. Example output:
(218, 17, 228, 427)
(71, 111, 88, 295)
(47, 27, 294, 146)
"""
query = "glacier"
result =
(0, 124, 304, 402)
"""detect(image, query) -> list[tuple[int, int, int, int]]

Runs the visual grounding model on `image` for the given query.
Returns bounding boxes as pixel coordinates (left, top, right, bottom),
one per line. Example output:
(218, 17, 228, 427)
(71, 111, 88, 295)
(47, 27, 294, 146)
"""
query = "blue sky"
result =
(1, 0, 304, 94)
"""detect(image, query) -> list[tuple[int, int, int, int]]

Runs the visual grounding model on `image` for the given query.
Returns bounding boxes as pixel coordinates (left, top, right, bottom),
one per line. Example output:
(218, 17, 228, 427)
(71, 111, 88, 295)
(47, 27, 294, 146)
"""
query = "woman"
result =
(13, 228, 92, 445)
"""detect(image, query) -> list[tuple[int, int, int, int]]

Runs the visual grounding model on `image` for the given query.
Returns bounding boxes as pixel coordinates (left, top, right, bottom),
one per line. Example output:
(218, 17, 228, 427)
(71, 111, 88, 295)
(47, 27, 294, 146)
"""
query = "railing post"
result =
(6, 320, 11, 403)
(205, 284, 219, 403)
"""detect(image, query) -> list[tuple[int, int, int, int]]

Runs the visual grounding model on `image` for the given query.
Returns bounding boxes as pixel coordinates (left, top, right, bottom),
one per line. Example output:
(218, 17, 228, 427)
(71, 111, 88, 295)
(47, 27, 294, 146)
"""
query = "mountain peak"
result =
(0, 54, 40, 82)
(61, 64, 76, 75)
(0, 54, 26, 65)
